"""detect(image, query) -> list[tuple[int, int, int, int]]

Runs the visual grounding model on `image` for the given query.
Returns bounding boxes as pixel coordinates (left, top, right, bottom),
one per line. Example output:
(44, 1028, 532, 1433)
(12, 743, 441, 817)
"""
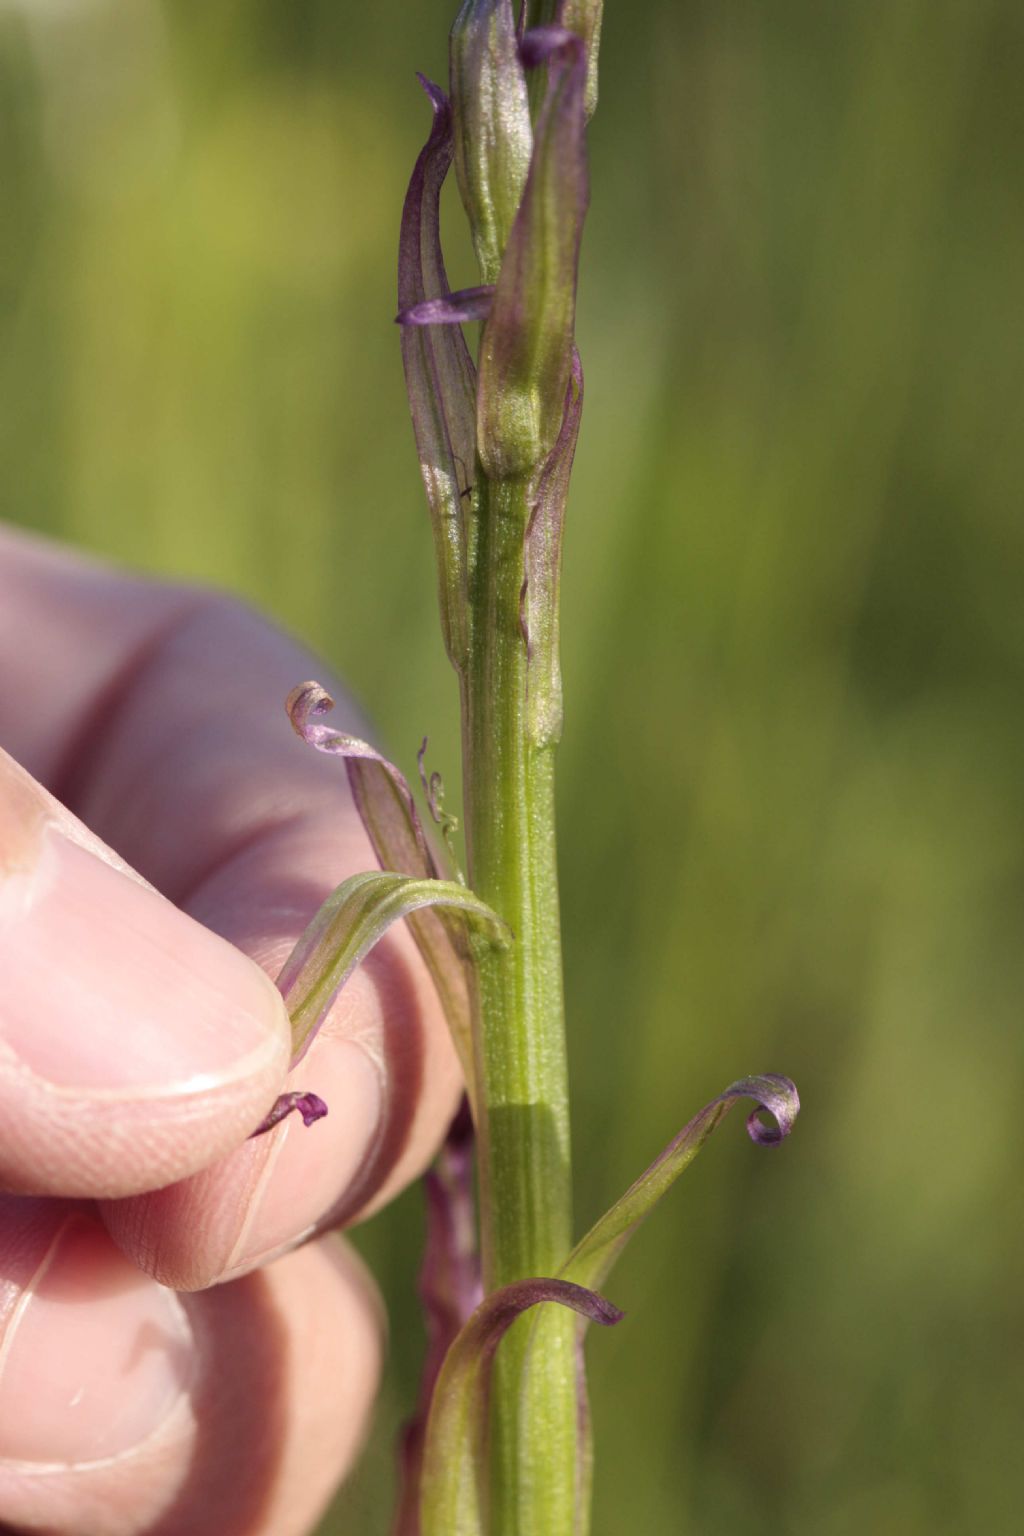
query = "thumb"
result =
(0, 750, 291, 1198)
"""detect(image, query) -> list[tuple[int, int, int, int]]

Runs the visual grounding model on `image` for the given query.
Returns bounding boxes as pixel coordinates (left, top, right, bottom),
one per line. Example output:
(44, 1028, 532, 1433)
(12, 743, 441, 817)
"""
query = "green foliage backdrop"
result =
(3, 2, 1022, 1531)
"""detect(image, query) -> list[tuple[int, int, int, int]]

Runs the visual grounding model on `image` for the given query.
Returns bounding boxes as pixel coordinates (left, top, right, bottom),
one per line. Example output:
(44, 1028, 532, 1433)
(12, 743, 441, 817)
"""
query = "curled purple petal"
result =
(744, 1074, 800, 1145)
(419, 1275, 622, 1535)
(397, 285, 495, 327)
(559, 1073, 800, 1295)
(287, 682, 438, 877)
(250, 1091, 328, 1138)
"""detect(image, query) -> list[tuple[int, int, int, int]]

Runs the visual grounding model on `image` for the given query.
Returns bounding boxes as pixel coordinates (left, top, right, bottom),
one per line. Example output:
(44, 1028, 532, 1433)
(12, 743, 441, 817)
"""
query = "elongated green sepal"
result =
(562, 2, 602, 119)
(560, 1074, 800, 1294)
(288, 682, 483, 1093)
(277, 870, 509, 1065)
(477, 29, 588, 477)
(521, 348, 583, 746)
(450, 0, 533, 283)
(420, 1278, 622, 1536)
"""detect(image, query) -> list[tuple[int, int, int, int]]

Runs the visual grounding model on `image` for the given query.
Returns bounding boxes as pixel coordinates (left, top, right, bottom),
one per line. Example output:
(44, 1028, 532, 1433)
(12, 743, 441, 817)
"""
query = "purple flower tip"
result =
(250, 1091, 329, 1138)
(415, 71, 448, 116)
(396, 285, 495, 328)
(519, 25, 583, 70)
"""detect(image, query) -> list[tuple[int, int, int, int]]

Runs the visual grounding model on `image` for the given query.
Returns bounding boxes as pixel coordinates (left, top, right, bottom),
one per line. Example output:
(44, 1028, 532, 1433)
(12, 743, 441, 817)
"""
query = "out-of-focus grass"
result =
(3, 1, 1022, 1532)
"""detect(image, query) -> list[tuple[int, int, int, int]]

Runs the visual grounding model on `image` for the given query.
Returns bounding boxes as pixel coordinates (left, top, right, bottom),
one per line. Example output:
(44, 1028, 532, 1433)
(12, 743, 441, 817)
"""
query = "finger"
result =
(0, 750, 291, 1198)
(0, 1201, 381, 1536)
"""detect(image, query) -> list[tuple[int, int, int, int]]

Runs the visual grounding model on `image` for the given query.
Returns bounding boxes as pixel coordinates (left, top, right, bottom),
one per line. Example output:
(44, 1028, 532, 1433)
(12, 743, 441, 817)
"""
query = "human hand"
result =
(0, 526, 461, 1535)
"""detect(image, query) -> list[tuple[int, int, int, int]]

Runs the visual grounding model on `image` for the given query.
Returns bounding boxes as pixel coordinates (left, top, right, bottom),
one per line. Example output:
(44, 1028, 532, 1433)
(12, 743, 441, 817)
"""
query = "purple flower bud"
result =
(398, 77, 479, 671)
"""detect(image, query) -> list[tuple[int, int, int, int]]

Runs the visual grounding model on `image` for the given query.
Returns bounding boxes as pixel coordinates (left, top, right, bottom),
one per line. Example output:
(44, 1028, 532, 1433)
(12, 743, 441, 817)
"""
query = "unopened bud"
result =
(450, 0, 533, 283)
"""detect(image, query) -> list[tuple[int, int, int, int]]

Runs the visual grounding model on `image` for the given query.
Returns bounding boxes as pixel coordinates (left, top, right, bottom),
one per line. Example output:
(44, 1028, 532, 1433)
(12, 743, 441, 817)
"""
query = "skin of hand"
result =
(0, 526, 462, 1535)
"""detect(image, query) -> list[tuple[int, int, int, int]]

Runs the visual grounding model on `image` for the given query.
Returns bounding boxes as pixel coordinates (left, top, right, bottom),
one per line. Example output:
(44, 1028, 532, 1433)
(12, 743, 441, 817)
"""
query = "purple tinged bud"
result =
(398, 77, 478, 672)
(476, 30, 589, 478)
(392, 1100, 482, 1536)
(250, 1091, 328, 1138)
(397, 284, 495, 327)
(450, 0, 533, 283)
(518, 24, 578, 67)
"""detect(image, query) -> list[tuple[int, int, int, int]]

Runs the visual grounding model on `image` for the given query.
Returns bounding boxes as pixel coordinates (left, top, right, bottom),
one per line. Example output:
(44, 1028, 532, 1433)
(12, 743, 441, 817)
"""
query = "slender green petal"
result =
(477, 30, 588, 477)
(450, 0, 533, 283)
(276, 869, 509, 1066)
(420, 1278, 622, 1536)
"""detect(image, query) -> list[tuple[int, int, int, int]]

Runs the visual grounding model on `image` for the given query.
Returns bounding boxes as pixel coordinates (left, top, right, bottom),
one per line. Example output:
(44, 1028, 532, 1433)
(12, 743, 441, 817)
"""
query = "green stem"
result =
(461, 470, 579, 1534)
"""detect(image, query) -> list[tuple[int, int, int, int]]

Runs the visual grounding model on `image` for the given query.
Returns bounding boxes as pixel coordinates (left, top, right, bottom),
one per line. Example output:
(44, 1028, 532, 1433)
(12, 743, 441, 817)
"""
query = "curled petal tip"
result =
(415, 72, 449, 114)
(251, 1091, 329, 1138)
(736, 1073, 800, 1146)
(285, 680, 334, 739)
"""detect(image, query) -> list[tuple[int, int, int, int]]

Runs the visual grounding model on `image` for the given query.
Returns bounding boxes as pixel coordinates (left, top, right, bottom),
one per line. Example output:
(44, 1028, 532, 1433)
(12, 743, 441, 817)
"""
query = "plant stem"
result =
(461, 468, 579, 1534)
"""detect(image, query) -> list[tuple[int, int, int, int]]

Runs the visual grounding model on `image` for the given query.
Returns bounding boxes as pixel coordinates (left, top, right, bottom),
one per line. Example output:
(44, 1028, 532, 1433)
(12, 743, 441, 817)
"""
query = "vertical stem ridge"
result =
(461, 470, 578, 1534)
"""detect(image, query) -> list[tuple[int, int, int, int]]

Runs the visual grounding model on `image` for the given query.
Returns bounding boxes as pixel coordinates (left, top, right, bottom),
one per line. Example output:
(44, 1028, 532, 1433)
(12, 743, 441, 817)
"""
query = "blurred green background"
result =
(2, 1, 1022, 1531)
